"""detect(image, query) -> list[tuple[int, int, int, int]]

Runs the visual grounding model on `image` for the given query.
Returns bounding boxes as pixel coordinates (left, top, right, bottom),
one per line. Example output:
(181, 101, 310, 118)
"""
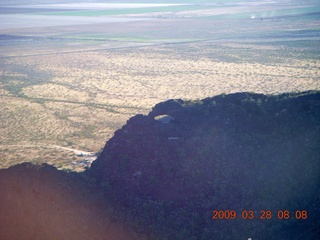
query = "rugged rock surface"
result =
(1, 91, 319, 240)
(89, 91, 320, 239)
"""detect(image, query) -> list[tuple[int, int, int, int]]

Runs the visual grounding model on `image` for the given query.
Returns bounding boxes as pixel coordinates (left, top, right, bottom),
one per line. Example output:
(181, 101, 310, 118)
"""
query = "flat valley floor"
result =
(0, 1, 319, 171)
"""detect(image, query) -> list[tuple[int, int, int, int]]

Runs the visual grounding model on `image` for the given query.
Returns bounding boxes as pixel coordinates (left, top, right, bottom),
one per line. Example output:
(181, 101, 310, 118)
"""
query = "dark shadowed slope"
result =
(0, 163, 150, 240)
(89, 91, 320, 240)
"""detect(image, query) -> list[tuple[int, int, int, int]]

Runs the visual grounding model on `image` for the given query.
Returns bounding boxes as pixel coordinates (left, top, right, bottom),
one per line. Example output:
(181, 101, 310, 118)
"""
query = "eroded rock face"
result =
(88, 91, 320, 239)
(90, 92, 320, 201)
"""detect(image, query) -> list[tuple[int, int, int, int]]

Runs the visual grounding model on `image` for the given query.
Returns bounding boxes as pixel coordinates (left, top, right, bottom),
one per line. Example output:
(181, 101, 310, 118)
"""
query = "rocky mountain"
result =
(89, 91, 320, 239)
(1, 91, 319, 240)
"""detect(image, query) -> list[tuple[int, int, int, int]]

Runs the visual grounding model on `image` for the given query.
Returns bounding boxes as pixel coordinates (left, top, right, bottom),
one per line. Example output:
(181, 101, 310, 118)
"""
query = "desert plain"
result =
(0, 0, 319, 171)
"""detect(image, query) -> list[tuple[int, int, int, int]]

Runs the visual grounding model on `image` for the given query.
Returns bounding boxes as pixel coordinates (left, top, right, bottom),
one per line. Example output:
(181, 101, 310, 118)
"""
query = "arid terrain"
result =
(1, 0, 319, 171)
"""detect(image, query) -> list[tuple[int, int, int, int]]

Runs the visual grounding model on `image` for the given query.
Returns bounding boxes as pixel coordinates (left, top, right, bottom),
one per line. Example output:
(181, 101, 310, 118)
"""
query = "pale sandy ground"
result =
(1, 44, 319, 171)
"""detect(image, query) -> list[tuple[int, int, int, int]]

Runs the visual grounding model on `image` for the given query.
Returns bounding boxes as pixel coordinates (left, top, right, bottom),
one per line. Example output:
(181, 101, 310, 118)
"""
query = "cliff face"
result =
(89, 91, 320, 239)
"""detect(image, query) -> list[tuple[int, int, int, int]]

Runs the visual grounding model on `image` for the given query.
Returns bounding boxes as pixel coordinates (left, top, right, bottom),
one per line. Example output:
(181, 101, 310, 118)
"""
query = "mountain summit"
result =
(89, 91, 320, 239)
(1, 91, 319, 240)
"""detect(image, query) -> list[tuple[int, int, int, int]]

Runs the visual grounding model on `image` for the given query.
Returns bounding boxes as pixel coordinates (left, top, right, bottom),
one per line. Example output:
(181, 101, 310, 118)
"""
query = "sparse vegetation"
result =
(1, 43, 319, 169)
(0, 1, 319, 239)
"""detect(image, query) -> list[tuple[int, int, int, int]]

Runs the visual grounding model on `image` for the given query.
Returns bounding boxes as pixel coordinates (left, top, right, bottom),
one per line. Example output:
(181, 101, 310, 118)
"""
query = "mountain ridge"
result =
(88, 91, 320, 239)
(1, 91, 320, 239)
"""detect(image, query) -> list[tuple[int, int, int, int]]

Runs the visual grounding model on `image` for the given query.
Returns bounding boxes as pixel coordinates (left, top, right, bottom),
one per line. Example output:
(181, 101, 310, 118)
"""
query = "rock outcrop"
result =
(1, 91, 319, 240)
(89, 91, 320, 239)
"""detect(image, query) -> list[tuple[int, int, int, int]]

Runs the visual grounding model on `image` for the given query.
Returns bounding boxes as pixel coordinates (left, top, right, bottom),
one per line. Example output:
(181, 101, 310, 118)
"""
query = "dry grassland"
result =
(0, 145, 86, 170)
(1, 43, 319, 171)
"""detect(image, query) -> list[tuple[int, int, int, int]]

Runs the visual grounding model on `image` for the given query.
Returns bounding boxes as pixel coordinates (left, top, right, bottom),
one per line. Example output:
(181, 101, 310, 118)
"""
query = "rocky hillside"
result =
(89, 91, 320, 240)
(1, 91, 319, 240)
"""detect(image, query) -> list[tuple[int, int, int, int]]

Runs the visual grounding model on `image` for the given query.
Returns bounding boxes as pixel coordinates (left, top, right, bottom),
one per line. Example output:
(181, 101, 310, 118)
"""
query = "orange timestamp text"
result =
(212, 210, 308, 220)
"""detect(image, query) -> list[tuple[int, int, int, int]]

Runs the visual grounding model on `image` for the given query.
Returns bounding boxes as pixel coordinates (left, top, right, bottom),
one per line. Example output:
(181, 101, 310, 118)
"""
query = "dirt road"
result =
(0, 144, 96, 156)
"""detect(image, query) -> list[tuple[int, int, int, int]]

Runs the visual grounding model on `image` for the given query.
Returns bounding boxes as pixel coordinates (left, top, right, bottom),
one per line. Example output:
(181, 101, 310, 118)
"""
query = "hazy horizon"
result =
(1, 0, 319, 6)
